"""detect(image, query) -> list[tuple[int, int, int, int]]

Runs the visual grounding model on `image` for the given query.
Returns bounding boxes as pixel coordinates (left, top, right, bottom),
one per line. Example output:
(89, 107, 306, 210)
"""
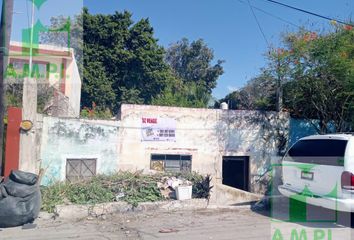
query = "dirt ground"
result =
(1, 207, 354, 240)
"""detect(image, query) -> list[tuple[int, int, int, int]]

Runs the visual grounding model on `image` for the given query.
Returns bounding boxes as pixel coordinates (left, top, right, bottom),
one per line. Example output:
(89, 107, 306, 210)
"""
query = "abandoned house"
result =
(33, 104, 316, 195)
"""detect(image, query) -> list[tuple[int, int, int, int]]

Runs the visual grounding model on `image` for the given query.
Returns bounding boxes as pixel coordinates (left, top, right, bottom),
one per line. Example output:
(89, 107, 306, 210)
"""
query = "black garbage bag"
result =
(0, 170, 41, 228)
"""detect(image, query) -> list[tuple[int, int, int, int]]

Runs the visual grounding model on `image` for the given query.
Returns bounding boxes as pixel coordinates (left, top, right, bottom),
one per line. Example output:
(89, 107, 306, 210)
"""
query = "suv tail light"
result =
(341, 171, 354, 190)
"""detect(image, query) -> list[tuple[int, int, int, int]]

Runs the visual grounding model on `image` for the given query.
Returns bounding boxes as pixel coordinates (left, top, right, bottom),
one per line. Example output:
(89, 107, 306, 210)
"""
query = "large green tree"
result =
(156, 38, 224, 107)
(42, 9, 175, 114)
(82, 9, 176, 113)
(42, 12, 225, 112)
(283, 26, 354, 133)
(165, 38, 224, 93)
(218, 25, 354, 133)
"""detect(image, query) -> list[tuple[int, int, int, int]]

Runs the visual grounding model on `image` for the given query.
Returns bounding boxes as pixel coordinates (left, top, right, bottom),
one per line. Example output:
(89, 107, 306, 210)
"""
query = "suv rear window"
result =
(285, 139, 348, 166)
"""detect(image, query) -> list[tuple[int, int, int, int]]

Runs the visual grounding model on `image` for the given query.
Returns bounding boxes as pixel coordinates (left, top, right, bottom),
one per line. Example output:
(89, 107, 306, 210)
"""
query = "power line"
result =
(237, 0, 301, 29)
(250, 3, 301, 28)
(260, 0, 354, 27)
(246, 0, 270, 47)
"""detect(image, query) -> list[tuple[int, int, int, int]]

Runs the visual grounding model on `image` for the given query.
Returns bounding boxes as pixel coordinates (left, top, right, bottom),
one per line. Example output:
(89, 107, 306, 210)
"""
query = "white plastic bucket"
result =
(175, 185, 192, 200)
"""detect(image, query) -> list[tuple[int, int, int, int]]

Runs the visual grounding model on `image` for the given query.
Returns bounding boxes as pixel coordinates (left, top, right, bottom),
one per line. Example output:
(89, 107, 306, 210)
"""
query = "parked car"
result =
(278, 133, 354, 213)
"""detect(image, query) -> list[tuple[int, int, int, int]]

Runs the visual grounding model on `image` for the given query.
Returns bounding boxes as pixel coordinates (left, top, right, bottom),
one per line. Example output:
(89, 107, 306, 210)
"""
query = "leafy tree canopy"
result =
(154, 38, 224, 108)
(216, 70, 276, 111)
(82, 8, 177, 113)
(166, 38, 224, 94)
(42, 10, 225, 113)
(218, 24, 354, 133)
(283, 26, 354, 133)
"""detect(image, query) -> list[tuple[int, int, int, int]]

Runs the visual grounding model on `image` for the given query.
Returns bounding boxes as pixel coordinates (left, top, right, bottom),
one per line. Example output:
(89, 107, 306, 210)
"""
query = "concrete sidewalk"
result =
(2, 207, 354, 240)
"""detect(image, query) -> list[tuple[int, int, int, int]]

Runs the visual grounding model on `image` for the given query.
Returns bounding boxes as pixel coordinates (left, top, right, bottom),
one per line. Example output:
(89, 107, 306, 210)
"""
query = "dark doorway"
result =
(222, 156, 249, 191)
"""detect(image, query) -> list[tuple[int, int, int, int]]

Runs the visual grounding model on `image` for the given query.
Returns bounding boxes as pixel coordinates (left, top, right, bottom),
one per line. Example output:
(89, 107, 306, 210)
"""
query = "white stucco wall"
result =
(119, 104, 290, 193)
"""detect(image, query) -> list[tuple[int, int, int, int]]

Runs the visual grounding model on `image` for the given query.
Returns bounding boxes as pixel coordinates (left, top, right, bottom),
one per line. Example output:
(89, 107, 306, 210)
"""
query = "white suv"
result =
(279, 133, 354, 212)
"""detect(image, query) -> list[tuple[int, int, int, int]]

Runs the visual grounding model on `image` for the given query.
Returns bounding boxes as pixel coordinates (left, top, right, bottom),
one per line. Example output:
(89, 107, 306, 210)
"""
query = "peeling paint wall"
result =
(119, 104, 290, 193)
(40, 116, 119, 185)
(37, 104, 319, 192)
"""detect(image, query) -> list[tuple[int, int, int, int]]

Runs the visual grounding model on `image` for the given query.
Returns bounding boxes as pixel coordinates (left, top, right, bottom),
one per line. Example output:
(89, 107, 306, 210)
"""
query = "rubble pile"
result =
(157, 176, 192, 199)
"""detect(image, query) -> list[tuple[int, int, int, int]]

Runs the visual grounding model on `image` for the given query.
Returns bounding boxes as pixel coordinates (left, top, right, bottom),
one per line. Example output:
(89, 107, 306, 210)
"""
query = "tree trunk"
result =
(319, 118, 328, 134)
(275, 57, 283, 112)
(0, 0, 15, 175)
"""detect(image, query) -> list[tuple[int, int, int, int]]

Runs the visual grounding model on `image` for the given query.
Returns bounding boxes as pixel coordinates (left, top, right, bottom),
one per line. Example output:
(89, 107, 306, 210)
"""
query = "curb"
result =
(52, 199, 209, 220)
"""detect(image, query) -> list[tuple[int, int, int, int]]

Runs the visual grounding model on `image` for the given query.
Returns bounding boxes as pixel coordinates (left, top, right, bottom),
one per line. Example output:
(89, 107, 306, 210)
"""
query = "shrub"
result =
(41, 171, 212, 212)
(40, 182, 67, 213)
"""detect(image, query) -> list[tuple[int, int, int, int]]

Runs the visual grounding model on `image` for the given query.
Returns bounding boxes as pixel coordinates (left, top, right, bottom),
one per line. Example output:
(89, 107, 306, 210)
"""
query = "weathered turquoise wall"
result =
(40, 117, 119, 185)
(289, 118, 319, 146)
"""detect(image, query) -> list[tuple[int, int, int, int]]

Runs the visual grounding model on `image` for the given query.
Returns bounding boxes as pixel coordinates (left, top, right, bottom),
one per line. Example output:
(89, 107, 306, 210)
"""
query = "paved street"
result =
(1, 206, 354, 240)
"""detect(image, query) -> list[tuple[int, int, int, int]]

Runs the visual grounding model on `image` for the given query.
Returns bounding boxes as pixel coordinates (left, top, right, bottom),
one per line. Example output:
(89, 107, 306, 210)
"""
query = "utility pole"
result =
(19, 0, 38, 174)
(0, 0, 15, 175)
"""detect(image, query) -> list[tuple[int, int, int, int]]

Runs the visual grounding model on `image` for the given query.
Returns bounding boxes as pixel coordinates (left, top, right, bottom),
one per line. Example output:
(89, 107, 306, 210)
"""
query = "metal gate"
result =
(66, 158, 97, 182)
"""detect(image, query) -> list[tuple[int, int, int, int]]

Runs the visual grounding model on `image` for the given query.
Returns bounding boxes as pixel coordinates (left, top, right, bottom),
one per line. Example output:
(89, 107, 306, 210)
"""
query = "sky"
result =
(5, 0, 354, 99)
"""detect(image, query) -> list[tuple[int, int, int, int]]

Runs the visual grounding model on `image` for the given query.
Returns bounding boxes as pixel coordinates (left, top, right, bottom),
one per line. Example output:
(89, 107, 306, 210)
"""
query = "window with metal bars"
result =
(150, 154, 191, 172)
